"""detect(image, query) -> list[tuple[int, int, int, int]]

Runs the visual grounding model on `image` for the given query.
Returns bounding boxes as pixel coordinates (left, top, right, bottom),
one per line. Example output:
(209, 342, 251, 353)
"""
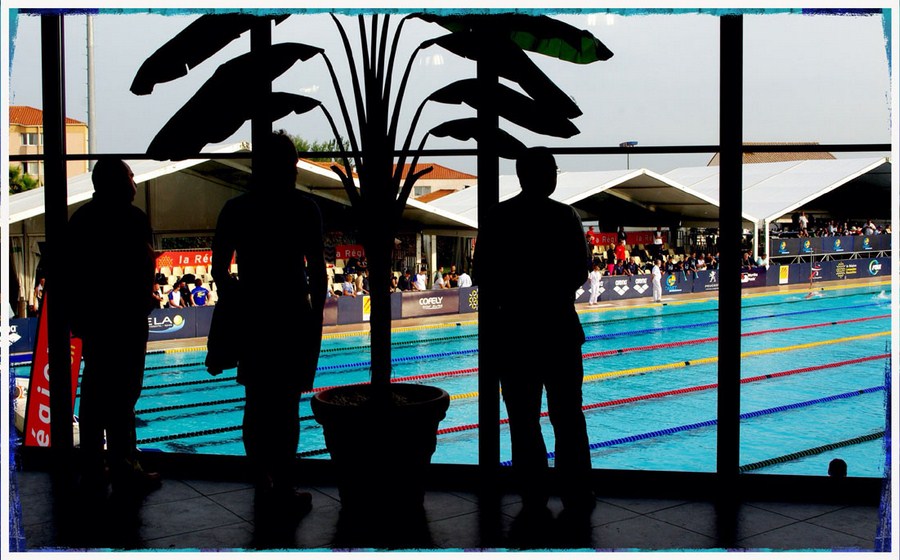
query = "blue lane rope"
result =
(500, 385, 886, 466)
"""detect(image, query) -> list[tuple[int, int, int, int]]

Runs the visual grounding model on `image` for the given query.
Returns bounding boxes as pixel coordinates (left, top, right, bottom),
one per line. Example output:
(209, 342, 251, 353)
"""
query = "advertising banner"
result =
(604, 276, 637, 301)
(156, 250, 214, 270)
(587, 230, 664, 247)
(401, 290, 460, 319)
(148, 307, 195, 340)
(335, 244, 366, 260)
(630, 275, 652, 299)
(739, 267, 767, 288)
(9, 317, 36, 354)
(863, 257, 889, 277)
(662, 271, 692, 295)
(854, 235, 890, 252)
(23, 295, 82, 447)
(692, 269, 720, 292)
(458, 286, 479, 314)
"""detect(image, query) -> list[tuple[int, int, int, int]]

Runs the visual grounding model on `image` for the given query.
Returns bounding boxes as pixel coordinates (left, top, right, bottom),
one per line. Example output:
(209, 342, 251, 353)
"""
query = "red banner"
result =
(24, 293, 83, 447)
(336, 245, 365, 260)
(155, 250, 213, 270)
(587, 231, 666, 247)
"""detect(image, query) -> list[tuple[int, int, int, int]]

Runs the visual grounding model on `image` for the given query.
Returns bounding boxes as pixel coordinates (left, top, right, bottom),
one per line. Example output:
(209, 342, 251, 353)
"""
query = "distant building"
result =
(707, 142, 836, 166)
(8, 105, 89, 185)
(392, 163, 477, 201)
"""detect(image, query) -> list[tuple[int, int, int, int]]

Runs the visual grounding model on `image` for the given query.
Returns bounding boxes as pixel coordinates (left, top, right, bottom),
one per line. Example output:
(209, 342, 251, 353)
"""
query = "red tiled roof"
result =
(392, 163, 477, 181)
(301, 158, 356, 177)
(707, 142, 835, 166)
(415, 189, 457, 203)
(9, 105, 86, 126)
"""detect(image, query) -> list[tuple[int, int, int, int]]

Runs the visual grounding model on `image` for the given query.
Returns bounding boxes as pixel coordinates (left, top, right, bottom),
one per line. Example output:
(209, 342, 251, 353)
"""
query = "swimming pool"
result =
(14, 283, 891, 478)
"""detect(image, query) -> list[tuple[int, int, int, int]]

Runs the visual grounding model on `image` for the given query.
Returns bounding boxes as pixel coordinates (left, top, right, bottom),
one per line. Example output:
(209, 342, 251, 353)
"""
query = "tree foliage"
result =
(9, 166, 39, 194)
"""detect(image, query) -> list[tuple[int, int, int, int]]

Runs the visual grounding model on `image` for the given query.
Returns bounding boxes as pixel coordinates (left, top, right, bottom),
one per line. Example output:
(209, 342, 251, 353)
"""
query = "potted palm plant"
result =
(131, 9, 611, 513)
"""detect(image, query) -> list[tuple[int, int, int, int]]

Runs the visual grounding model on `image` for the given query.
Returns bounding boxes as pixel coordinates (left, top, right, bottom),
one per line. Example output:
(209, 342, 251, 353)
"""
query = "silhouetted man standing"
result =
(210, 131, 326, 517)
(67, 158, 160, 499)
(475, 147, 594, 516)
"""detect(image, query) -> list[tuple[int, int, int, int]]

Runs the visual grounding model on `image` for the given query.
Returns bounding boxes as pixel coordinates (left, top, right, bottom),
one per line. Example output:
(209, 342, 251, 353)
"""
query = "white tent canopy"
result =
(9, 149, 891, 250)
(7, 141, 476, 231)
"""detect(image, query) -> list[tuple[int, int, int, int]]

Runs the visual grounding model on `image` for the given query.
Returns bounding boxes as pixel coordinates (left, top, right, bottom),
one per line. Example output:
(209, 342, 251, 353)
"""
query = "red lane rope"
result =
(582, 314, 889, 360)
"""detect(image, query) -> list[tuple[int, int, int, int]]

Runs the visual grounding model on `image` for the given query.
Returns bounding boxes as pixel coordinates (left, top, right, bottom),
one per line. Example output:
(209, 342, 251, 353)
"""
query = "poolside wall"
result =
(6, 256, 891, 355)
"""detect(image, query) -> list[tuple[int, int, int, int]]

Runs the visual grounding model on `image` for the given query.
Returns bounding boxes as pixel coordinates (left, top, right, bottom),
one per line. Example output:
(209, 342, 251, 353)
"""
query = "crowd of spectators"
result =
(327, 261, 473, 298)
(771, 213, 891, 238)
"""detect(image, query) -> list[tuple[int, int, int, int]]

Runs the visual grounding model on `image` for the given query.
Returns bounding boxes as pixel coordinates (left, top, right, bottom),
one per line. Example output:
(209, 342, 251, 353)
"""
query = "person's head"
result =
(254, 130, 299, 190)
(92, 158, 136, 202)
(516, 146, 557, 198)
(195, 278, 203, 286)
(404, 269, 411, 276)
(828, 458, 847, 478)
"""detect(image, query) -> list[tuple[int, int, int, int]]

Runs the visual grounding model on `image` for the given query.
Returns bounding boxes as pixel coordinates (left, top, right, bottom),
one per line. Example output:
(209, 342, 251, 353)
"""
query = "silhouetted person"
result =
(66, 158, 160, 500)
(210, 130, 326, 519)
(475, 147, 595, 516)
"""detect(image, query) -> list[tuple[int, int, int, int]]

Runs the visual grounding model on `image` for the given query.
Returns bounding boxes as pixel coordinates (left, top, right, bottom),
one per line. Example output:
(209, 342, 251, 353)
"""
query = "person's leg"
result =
(103, 324, 153, 493)
(76, 337, 108, 492)
(501, 370, 549, 509)
(545, 345, 594, 511)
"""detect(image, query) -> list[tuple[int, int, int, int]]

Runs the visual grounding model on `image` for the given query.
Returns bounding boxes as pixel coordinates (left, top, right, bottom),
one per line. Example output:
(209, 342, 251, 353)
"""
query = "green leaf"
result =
(415, 12, 613, 64)
(131, 13, 290, 95)
(426, 32, 583, 119)
(429, 118, 526, 159)
(429, 79, 579, 138)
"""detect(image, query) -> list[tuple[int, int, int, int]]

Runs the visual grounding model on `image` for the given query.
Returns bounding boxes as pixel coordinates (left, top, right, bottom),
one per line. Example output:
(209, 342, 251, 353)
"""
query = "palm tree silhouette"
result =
(131, 10, 612, 390)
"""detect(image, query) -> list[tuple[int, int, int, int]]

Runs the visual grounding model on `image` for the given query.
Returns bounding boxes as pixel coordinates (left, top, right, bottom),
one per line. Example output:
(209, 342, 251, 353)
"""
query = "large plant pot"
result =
(311, 383, 450, 512)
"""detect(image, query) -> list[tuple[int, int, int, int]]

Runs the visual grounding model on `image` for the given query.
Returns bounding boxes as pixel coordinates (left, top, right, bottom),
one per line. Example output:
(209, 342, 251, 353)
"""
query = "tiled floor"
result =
(10, 468, 888, 552)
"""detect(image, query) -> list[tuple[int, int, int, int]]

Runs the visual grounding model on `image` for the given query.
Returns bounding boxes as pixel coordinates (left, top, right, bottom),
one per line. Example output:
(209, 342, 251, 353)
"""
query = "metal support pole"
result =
(718, 14, 743, 499)
(41, 13, 75, 468)
(250, 18, 273, 171)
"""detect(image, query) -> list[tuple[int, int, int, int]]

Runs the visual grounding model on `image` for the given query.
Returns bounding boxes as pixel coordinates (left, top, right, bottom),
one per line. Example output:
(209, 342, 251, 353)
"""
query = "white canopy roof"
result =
(8, 148, 890, 232)
(665, 156, 892, 224)
(7, 141, 475, 231)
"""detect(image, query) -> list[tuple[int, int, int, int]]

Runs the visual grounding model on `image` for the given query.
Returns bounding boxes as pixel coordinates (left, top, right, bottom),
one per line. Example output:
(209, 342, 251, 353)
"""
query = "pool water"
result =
(23, 284, 890, 477)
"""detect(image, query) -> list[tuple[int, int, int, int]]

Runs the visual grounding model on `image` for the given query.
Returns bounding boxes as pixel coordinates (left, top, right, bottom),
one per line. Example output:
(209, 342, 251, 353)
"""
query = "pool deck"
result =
(10, 277, 893, 553)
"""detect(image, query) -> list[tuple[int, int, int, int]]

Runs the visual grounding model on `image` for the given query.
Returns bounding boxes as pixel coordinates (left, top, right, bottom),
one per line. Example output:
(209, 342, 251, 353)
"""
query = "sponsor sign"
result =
(587, 230, 663, 247)
(830, 237, 845, 253)
(740, 267, 767, 288)
(663, 272, 690, 294)
(632, 276, 650, 296)
(24, 294, 82, 447)
(148, 312, 188, 335)
(779, 265, 789, 285)
(834, 261, 858, 280)
(800, 238, 815, 254)
(860, 236, 873, 251)
(868, 259, 883, 276)
(460, 287, 479, 313)
(776, 239, 791, 256)
(692, 269, 719, 292)
(335, 244, 365, 260)
(156, 250, 214, 269)
(401, 290, 460, 318)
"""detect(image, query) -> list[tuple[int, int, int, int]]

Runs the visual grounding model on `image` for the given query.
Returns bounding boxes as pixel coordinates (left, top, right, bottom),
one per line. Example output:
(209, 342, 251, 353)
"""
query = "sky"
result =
(3, 4, 894, 176)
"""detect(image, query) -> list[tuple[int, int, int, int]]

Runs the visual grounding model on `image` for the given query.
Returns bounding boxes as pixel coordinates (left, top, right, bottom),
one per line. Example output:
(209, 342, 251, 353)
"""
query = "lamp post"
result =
(619, 140, 638, 169)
